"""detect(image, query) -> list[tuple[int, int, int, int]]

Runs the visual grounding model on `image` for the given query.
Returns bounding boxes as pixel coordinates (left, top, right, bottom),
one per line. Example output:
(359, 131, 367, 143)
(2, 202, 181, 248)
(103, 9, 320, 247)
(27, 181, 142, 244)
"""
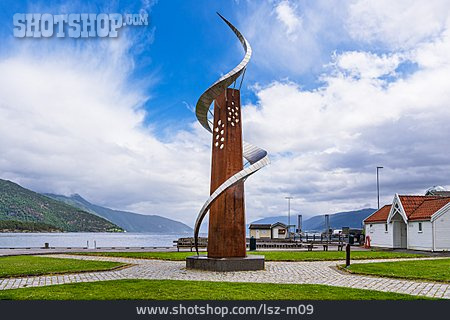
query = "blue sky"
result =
(1, 1, 246, 133)
(0, 0, 449, 226)
(0, 0, 378, 134)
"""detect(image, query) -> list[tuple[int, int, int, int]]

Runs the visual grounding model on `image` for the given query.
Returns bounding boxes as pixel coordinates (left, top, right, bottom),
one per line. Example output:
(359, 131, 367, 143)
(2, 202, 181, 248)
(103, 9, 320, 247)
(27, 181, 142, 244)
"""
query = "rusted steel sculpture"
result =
(193, 13, 269, 257)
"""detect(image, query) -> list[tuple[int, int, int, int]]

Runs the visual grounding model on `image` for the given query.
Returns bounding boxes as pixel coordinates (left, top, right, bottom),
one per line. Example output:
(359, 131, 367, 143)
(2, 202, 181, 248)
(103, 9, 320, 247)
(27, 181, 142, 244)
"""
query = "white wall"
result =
(259, 229, 271, 239)
(250, 229, 271, 239)
(249, 229, 258, 239)
(365, 223, 393, 248)
(408, 221, 433, 251)
(271, 226, 286, 239)
(434, 208, 450, 251)
(272, 228, 278, 239)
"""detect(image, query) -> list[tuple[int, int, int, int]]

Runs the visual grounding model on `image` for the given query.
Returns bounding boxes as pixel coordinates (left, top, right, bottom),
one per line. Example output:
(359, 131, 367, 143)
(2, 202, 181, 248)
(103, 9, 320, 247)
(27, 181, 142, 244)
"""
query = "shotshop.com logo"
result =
(13, 13, 149, 38)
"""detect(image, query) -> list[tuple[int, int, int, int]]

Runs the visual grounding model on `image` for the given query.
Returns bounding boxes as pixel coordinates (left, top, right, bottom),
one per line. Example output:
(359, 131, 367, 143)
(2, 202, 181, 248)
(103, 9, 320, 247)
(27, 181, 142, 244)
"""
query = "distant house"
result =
(249, 222, 288, 239)
(364, 193, 450, 251)
(425, 185, 450, 197)
(271, 222, 288, 239)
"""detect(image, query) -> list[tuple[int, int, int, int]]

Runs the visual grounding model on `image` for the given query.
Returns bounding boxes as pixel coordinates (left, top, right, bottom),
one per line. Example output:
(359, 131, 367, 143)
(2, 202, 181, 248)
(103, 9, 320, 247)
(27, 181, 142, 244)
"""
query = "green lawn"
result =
(73, 250, 424, 261)
(0, 279, 429, 300)
(0, 256, 125, 278)
(346, 258, 450, 282)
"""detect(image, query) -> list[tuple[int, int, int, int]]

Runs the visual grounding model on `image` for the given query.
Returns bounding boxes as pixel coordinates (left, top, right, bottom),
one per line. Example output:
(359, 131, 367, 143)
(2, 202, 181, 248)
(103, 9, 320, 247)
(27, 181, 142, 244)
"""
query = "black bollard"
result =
(345, 243, 351, 267)
(249, 236, 257, 251)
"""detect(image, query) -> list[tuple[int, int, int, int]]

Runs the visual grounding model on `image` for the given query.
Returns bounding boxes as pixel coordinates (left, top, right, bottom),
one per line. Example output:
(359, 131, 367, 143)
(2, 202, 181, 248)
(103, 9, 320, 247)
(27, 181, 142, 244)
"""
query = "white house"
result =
(270, 222, 288, 239)
(249, 224, 271, 239)
(249, 222, 288, 239)
(364, 193, 450, 251)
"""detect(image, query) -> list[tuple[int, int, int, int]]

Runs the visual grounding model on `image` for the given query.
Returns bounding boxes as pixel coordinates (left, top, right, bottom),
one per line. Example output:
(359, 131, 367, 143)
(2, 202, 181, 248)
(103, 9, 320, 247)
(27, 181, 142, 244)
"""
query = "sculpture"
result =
(186, 13, 269, 271)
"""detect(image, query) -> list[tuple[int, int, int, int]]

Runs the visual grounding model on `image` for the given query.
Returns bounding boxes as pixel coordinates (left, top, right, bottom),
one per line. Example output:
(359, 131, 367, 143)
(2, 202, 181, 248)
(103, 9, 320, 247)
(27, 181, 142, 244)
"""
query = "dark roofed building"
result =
(249, 222, 288, 239)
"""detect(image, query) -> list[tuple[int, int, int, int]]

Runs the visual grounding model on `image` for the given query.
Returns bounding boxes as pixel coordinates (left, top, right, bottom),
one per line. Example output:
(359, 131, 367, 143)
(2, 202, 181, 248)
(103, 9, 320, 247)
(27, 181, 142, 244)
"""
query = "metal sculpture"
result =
(193, 13, 269, 256)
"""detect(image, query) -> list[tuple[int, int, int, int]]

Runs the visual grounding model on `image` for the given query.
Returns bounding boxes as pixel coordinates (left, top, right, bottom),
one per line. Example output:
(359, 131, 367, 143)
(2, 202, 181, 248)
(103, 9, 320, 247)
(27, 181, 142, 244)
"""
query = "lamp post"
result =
(376, 166, 383, 209)
(285, 196, 293, 238)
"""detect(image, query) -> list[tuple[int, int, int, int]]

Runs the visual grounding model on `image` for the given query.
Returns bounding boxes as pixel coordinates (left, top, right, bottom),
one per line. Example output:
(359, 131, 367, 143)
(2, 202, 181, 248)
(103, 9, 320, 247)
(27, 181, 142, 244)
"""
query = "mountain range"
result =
(0, 179, 122, 232)
(45, 193, 193, 234)
(1, 177, 374, 234)
(0, 178, 192, 233)
(250, 208, 376, 231)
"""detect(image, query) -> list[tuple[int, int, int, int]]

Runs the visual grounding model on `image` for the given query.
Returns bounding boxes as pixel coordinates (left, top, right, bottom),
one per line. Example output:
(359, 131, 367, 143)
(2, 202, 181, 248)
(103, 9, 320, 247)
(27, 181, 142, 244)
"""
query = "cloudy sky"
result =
(0, 0, 449, 227)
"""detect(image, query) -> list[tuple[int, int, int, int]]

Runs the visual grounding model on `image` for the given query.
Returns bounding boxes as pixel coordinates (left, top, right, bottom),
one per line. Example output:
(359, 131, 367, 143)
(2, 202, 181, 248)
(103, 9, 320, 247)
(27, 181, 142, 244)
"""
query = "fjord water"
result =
(0, 232, 194, 248)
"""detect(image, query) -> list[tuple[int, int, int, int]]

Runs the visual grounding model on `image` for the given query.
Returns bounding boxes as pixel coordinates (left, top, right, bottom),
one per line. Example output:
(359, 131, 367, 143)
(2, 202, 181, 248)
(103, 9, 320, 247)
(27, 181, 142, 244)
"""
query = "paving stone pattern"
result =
(0, 254, 448, 299)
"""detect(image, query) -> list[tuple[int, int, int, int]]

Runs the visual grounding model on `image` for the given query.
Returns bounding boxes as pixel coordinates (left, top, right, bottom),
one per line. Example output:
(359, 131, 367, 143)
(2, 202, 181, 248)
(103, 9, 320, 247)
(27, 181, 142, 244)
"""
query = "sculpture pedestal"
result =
(186, 255, 264, 272)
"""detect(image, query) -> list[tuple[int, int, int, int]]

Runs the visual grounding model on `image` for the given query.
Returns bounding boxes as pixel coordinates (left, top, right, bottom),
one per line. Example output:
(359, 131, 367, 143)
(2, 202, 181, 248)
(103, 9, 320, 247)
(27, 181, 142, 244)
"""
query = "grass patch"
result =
(251, 251, 423, 261)
(73, 250, 424, 262)
(0, 256, 125, 278)
(0, 279, 429, 300)
(345, 258, 450, 283)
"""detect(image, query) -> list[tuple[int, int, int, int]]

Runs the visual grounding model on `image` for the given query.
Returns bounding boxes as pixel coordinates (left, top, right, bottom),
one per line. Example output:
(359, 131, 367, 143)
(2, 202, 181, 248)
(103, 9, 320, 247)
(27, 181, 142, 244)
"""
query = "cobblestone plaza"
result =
(0, 254, 448, 299)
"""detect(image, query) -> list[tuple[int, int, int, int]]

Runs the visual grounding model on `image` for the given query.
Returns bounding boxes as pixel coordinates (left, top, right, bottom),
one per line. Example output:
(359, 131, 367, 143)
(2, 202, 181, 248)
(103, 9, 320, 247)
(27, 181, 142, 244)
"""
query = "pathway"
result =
(0, 254, 448, 299)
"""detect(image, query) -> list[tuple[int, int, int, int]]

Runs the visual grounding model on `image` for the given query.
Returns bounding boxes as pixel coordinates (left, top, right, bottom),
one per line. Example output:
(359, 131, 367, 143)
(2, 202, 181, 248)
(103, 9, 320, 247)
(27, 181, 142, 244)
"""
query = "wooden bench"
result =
(174, 237, 208, 252)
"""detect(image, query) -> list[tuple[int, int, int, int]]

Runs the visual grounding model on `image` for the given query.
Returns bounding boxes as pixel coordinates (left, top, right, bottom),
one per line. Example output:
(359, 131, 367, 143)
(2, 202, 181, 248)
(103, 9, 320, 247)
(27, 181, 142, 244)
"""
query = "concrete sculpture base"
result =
(186, 255, 264, 272)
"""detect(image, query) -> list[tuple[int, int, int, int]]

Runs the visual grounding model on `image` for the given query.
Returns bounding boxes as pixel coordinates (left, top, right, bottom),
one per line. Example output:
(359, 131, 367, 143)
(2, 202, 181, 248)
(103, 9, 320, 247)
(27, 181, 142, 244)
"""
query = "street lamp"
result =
(376, 166, 383, 209)
(285, 196, 293, 238)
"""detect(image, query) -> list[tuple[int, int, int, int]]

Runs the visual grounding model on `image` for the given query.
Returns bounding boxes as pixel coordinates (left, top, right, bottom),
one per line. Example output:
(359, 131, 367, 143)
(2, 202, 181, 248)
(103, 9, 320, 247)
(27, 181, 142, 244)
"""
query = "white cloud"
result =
(0, 37, 211, 226)
(240, 25, 450, 216)
(238, 1, 450, 80)
(333, 51, 403, 79)
(1, 0, 450, 229)
(346, 0, 450, 49)
(237, 0, 347, 76)
(275, 1, 302, 39)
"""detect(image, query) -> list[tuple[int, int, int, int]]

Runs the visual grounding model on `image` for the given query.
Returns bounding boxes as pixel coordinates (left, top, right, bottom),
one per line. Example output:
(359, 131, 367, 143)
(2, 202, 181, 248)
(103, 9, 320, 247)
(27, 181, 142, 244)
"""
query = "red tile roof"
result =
(364, 195, 450, 223)
(364, 205, 391, 223)
(398, 195, 440, 216)
(408, 197, 450, 220)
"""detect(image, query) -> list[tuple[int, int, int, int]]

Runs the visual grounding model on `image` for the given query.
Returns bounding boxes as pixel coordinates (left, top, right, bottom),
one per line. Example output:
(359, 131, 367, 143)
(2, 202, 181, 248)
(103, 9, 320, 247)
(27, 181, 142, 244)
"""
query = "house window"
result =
(385, 223, 388, 232)
(418, 222, 423, 233)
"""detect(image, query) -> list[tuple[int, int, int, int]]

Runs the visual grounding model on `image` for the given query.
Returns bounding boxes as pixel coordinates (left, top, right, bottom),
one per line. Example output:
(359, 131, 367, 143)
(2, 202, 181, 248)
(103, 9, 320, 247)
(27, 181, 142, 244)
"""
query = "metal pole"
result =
(346, 243, 351, 267)
(297, 214, 302, 234)
(288, 199, 290, 234)
(285, 196, 293, 238)
(376, 166, 383, 209)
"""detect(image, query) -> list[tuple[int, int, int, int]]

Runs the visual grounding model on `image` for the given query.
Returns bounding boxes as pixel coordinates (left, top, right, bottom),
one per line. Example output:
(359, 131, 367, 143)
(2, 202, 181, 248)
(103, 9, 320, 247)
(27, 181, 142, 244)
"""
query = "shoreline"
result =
(0, 247, 186, 257)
